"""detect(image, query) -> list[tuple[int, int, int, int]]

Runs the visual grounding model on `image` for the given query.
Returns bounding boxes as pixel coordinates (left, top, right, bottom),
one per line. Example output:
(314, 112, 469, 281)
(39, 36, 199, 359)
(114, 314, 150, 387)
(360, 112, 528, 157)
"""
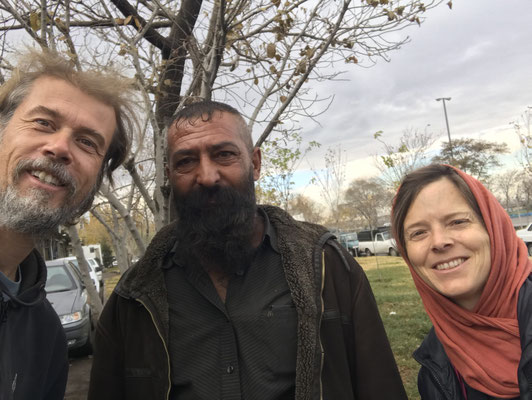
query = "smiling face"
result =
(0, 76, 116, 234)
(403, 178, 491, 310)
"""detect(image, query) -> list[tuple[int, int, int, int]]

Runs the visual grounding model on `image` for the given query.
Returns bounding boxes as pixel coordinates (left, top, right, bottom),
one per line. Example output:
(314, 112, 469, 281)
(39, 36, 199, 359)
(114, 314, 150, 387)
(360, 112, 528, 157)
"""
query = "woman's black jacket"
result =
(413, 273, 532, 400)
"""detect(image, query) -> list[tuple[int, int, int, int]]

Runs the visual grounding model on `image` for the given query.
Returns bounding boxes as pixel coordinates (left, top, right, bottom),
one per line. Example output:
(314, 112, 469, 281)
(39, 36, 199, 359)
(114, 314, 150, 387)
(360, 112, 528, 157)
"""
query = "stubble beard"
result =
(172, 168, 258, 274)
(0, 158, 97, 237)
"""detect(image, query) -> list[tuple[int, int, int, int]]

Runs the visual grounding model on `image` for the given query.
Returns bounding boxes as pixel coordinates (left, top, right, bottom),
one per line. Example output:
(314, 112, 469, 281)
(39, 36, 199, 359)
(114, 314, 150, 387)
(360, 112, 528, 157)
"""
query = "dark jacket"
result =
(414, 273, 532, 400)
(89, 205, 407, 400)
(0, 249, 68, 400)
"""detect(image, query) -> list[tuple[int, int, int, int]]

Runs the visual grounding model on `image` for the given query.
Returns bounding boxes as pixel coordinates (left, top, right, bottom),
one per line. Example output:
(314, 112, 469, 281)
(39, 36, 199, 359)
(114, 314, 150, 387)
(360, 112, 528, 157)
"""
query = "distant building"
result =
(508, 211, 532, 229)
(36, 227, 70, 261)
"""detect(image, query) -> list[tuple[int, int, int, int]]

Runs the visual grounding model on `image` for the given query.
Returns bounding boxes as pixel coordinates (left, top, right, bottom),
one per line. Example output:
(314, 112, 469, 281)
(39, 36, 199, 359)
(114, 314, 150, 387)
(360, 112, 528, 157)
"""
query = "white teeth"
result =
(435, 258, 464, 271)
(33, 170, 61, 186)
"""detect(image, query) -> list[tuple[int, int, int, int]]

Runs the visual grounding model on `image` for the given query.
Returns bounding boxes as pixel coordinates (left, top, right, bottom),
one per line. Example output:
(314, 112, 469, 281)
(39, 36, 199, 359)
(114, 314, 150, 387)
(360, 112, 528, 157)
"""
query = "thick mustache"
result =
(14, 158, 77, 195)
(181, 185, 225, 207)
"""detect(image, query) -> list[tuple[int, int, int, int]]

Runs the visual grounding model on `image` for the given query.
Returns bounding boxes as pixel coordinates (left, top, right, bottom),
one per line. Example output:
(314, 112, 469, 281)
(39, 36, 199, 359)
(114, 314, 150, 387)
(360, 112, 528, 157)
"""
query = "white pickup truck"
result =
(357, 230, 399, 256)
(517, 223, 532, 256)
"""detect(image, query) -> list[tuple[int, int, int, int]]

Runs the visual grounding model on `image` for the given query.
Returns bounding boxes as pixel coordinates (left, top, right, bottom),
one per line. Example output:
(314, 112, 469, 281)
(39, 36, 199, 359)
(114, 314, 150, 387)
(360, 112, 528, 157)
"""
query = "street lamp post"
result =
(436, 97, 453, 163)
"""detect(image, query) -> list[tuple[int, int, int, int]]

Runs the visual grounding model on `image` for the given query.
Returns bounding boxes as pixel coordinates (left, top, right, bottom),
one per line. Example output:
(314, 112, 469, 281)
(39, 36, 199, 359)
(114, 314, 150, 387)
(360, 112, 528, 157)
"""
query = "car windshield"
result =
(341, 233, 357, 241)
(46, 265, 76, 293)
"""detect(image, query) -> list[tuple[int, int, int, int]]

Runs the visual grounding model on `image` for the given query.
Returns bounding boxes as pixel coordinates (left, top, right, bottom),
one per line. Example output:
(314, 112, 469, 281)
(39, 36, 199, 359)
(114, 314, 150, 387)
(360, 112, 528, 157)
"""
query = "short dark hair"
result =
(168, 100, 253, 153)
(0, 49, 137, 186)
(391, 164, 483, 254)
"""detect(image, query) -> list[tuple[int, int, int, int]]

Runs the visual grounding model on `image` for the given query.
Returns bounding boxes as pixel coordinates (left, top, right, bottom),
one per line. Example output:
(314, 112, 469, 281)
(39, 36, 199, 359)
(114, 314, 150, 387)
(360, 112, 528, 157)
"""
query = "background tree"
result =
(374, 126, 437, 189)
(0, 0, 451, 271)
(311, 146, 346, 230)
(259, 131, 319, 210)
(255, 185, 282, 207)
(288, 194, 323, 225)
(432, 138, 509, 182)
(512, 107, 532, 173)
(78, 213, 113, 250)
(515, 171, 532, 214)
(492, 169, 521, 211)
(344, 178, 393, 231)
(325, 203, 363, 232)
(101, 241, 114, 268)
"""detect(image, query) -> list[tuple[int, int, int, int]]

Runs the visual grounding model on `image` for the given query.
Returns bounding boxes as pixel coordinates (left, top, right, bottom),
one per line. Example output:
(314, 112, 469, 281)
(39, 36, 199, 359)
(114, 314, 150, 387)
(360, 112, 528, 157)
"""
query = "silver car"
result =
(45, 259, 93, 355)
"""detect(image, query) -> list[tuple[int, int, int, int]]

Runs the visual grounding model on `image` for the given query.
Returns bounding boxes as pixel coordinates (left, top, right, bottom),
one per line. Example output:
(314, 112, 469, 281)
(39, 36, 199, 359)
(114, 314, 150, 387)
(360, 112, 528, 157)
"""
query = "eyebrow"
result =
(404, 211, 472, 232)
(25, 105, 107, 149)
(403, 222, 426, 235)
(170, 141, 241, 159)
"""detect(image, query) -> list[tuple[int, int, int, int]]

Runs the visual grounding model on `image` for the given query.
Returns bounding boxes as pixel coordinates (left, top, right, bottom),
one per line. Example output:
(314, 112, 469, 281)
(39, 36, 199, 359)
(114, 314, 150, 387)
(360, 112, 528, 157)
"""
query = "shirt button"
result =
(226, 365, 234, 374)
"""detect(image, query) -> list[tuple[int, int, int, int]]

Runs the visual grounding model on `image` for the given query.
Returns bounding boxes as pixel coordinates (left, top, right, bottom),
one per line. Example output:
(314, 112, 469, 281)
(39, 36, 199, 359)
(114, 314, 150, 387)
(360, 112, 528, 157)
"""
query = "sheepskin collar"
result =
(115, 204, 332, 399)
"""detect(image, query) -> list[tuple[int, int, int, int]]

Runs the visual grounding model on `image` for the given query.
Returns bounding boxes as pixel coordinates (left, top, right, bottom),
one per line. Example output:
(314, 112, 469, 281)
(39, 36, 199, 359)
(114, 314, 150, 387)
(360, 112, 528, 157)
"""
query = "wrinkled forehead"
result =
(167, 112, 250, 149)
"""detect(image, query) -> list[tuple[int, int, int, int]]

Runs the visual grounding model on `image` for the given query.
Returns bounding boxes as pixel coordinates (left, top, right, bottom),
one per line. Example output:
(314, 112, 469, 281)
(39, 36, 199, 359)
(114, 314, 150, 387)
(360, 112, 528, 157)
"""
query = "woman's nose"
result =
(431, 227, 453, 252)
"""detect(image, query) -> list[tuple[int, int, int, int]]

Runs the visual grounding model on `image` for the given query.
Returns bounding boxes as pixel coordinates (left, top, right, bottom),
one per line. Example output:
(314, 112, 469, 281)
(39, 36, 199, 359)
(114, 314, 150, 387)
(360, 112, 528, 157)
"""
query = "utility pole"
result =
(436, 97, 453, 163)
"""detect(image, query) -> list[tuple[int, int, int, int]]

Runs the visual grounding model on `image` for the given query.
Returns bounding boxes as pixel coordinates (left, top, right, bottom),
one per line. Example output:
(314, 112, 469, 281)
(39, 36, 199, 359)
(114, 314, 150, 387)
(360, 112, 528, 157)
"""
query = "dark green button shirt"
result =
(163, 210, 297, 400)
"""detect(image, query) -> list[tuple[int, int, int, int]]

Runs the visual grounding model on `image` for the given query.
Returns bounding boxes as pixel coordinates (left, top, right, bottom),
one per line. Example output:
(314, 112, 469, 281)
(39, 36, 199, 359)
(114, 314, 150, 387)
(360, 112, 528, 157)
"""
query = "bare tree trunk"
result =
(110, 207, 131, 274)
(124, 157, 165, 230)
(100, 183, 147, 256)
(91, 208, 130, 275)
(153, 126, 170, 228)
(67, 225, 103, 323)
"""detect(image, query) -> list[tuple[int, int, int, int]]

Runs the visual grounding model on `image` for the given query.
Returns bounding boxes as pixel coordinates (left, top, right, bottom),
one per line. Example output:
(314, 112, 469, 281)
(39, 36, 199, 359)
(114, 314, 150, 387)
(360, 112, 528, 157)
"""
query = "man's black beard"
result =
(172, 171, 258, 274)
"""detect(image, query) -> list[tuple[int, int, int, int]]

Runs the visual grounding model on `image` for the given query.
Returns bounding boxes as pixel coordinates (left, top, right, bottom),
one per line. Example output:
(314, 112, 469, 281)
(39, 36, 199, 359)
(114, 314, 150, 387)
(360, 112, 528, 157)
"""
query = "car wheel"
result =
(364, 248, 372, 257)
(389, 248, 399, 256)
(528, 243, 532, 257)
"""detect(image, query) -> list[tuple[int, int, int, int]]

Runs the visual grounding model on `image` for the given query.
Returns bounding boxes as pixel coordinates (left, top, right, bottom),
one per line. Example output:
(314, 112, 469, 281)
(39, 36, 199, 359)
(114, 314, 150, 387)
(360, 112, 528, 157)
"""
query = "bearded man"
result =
(89, 101, 407, 400)
(0, 50, 134, 400)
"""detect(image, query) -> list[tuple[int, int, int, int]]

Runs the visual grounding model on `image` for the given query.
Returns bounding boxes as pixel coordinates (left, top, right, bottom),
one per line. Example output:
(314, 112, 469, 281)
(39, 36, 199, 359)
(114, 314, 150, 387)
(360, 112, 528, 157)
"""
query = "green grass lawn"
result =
(102, 267, 121, 300)
(357, 256, 431, 400)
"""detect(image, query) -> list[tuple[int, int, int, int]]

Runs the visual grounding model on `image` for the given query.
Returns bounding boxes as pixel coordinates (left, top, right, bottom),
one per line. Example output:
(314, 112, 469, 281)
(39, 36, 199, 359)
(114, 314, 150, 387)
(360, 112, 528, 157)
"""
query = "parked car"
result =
(338, 232, 359, 256)
(357, 229, 399, 256)
(516, 222, 532, 256)
(86, 257, 103, 287)
(53, 256, 103, 302)
(45, 259, 93, 355)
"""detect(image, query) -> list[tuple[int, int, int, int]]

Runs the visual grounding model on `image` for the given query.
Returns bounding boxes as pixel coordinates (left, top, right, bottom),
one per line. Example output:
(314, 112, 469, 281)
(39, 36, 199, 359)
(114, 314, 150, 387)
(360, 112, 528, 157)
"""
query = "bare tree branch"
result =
(110, 0, 171, 51)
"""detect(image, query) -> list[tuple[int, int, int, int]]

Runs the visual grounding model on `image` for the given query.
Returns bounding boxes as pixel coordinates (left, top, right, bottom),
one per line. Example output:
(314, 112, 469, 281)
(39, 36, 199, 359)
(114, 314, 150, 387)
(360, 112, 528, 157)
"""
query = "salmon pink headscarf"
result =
(396, 166, 532, 398)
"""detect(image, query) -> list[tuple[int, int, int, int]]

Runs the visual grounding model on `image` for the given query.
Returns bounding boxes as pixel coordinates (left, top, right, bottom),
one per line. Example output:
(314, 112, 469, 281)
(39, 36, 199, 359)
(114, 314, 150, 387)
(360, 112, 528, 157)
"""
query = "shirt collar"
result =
(0, 267, 21, 300)
(259, 207, 279, 254)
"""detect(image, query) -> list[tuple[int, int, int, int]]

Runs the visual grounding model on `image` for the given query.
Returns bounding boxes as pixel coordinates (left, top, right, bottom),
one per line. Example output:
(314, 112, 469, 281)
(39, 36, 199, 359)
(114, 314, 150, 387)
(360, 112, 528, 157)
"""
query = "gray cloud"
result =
(300, 0, 532, 172)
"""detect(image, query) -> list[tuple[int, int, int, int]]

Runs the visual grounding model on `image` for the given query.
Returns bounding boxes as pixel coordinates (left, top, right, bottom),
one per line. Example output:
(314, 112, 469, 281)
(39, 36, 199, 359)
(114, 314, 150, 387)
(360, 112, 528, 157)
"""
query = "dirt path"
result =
(65, 355, 92, 400)
(64, 269, 120, 399)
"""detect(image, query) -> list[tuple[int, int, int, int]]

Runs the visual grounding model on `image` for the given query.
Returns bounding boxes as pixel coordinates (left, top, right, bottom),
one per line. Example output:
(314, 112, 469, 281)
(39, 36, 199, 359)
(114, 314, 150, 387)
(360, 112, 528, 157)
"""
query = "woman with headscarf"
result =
(391, 164, 532, 399)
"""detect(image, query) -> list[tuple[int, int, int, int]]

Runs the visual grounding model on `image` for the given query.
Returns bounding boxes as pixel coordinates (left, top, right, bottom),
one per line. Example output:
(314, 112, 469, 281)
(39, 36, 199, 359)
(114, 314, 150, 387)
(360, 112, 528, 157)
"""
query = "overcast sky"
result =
(289, 0, 532, 196)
